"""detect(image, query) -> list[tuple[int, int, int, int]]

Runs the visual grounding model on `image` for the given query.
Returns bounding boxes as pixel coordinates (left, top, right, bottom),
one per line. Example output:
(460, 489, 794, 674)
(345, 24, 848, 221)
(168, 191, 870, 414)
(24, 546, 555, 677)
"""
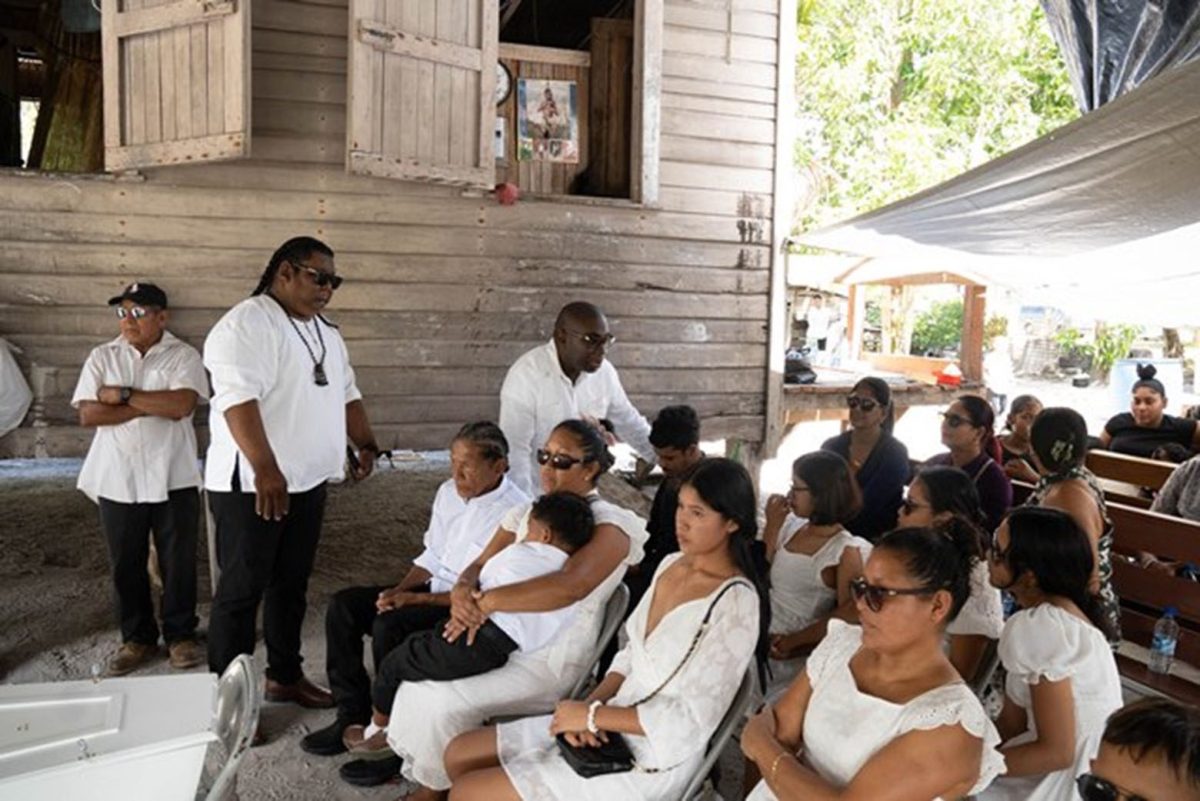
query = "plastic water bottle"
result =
(1149, 607, 1180, 675)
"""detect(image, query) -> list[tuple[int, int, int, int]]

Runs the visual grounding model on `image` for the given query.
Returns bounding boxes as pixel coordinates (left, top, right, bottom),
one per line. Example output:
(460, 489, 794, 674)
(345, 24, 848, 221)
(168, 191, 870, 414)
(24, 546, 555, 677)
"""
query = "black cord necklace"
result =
(268, 293, 328, 386)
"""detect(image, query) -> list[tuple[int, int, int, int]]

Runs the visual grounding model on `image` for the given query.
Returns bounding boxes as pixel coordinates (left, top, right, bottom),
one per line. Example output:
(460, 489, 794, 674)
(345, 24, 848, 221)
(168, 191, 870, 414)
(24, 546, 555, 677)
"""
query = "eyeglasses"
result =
(565, 330, 616, 349)
(1076, 774, 1148, 801)
(536, 449, 591, 470)
(941, 411, 973, 428)
(846, 396, 878, 412)
(989, 532, 1011, 563)
(290, 261, 344, 290)
(787, 483, 810, 496)
(115, 306, 153, 320)
(899, 497, 930, 515)
(850, 577, 937, 613)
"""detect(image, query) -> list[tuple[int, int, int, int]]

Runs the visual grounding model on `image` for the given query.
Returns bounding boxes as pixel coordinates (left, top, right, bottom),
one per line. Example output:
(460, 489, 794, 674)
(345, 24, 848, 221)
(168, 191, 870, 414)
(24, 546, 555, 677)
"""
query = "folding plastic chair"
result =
(569, 583, 630, 699)
(198, 654, 260, 801)
(679, 667, 756, 801)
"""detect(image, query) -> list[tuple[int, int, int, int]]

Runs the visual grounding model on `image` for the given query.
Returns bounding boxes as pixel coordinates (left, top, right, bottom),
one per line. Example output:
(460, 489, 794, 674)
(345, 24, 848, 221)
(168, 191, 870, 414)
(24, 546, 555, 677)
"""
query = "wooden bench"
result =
(1012, 477, 1200, 704)
(1084, 450, 1179, 510)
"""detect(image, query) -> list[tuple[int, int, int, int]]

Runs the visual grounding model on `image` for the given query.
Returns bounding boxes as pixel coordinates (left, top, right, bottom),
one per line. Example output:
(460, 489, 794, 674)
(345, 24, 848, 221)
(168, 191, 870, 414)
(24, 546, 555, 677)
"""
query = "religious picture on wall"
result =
(516, 78, 579, 164)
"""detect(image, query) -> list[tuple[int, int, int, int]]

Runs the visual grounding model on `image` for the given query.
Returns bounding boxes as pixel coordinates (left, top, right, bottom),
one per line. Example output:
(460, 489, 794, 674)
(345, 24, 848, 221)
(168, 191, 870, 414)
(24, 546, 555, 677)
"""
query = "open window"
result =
(346, 0, 660, 202)
(100, 0, 251, 171)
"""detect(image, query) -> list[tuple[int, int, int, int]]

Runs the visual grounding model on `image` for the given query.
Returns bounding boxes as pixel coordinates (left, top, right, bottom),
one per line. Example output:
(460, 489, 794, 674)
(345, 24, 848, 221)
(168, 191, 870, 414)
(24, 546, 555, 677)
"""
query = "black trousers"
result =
(371, 619, 517, 714)
(97, 488, 200, 645)
(325, 585, 447, 723)
(207, 482, 326, 683)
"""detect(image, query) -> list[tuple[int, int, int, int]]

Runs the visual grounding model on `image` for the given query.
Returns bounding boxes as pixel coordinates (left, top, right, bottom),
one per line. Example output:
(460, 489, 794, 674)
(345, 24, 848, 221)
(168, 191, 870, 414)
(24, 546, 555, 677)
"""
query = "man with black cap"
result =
(72, 281, 208, 676)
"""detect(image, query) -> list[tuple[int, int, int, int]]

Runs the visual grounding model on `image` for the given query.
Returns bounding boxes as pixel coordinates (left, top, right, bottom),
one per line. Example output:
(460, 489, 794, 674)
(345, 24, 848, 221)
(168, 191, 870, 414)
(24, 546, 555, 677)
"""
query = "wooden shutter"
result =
(101, 0, 251, 171)
(346, 0, 497, 188)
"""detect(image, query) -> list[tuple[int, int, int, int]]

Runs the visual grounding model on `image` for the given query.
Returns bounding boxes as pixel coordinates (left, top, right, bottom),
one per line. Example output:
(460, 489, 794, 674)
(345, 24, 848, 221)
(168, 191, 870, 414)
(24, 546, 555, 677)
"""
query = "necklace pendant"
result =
(314, 363, 329, 386)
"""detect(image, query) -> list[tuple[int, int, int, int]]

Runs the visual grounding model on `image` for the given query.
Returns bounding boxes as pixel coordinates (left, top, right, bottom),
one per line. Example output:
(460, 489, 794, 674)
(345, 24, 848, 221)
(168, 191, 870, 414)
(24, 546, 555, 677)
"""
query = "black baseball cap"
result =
(107, 282, 168, 309)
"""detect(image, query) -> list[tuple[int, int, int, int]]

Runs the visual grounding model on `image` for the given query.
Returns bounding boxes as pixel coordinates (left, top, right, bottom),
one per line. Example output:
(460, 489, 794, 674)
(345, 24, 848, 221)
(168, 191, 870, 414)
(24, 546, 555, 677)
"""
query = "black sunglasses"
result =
(290, 261, 344, 290)
(536, 449, 591, 470)
(565, 330, 615, 349)
(1076, 774, 1148, 801)
(941, 411, 973, 428)
(850, 577, 937, 613)
(899, 497, 930, 515)
(846, 396, 878, 412)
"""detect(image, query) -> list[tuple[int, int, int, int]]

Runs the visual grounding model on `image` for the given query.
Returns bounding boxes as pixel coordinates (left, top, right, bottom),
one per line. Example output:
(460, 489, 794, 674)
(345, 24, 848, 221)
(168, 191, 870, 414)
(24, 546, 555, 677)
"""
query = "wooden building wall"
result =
(0, 0, 780, 457)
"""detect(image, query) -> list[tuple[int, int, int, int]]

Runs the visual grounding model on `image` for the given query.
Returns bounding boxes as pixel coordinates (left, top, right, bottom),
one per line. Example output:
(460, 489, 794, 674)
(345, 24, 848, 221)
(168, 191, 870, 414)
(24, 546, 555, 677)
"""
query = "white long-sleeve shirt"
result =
(498, 340, 654, 497)
(203, 295, 362, 494)
(72, 331, 208, 503)
(411, 475, 530, 593)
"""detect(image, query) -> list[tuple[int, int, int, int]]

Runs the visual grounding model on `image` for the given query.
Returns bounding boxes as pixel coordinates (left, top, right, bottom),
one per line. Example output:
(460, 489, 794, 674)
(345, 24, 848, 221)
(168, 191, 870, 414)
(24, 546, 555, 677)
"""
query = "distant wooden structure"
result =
(0, 0, 797, 464)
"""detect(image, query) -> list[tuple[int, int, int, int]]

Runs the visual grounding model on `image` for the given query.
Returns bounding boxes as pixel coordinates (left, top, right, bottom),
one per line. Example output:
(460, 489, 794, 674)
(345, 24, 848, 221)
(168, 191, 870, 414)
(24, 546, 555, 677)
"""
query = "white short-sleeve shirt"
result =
(481, 541, 573, 652)
(72, 331, 208, 503)
(203, 295, 362, 494)
(411, 476, 531, 593)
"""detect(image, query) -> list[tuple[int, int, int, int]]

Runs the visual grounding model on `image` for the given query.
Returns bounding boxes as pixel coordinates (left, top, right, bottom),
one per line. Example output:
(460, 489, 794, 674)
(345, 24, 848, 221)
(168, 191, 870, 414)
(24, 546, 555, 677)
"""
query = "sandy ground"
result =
(0, 461, 741, 800)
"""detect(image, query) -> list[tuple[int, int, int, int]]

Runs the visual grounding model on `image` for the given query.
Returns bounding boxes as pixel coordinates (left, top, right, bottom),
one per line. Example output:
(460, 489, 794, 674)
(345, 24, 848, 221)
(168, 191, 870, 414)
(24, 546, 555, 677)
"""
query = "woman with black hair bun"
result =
(820, 377, 911, 542)
(1100, 363, 1200, 457)
(742, 524, 1004, 800)
(898, 466, 1003, 682)
(1026, 407, 1121, 645)
(925, 394, 1013, 534)
(978, 506, 1122, 801)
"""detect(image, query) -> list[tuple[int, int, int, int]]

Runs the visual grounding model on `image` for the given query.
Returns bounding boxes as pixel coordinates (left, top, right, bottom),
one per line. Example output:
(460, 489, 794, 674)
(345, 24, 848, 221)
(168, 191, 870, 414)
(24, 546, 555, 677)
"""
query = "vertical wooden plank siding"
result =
(2, 0, 780, 457)
(206, 11, 225, 135)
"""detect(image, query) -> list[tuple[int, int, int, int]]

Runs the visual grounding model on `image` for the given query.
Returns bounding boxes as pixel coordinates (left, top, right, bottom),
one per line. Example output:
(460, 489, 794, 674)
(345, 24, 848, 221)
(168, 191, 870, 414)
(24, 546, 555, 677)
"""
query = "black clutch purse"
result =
(555, 732, 635, 778)
(555, 580, 752, 779)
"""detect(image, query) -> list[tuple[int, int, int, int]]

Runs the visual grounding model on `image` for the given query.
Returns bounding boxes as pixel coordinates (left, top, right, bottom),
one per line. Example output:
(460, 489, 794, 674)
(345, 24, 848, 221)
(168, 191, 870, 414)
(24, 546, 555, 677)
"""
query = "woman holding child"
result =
(386, 419, 649, 800)
(443, 457, 770, 800)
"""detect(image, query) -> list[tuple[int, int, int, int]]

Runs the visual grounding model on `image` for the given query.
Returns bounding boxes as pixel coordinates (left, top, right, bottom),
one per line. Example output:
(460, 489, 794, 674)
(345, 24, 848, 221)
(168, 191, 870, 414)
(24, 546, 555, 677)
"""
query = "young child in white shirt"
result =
(348, 492, 595, 753)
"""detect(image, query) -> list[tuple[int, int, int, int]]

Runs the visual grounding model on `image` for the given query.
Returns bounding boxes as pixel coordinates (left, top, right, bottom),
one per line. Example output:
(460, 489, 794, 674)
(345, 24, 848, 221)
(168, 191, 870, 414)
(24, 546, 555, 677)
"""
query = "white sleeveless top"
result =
(748, 621, 1005, 800)
(768, 516, 872, 636)
(946, 559, 1004, 639)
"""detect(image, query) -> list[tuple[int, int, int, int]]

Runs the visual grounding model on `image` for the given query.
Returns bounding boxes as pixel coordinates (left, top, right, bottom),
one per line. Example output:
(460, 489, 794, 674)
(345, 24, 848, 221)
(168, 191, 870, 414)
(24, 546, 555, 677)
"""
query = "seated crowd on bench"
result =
(69, 239, 1200, 800)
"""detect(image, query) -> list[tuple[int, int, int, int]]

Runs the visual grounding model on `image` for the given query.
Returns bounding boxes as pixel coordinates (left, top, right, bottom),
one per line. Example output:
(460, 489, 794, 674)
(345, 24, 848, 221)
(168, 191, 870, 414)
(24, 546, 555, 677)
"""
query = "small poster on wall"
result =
(517, 78, 579, 164)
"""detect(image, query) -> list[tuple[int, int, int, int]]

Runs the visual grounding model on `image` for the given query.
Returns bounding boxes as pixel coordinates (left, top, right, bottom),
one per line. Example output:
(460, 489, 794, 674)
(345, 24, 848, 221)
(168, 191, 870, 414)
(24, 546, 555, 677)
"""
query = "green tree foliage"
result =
(795, 0, 1079, 231)
(911, 299, 963, 355)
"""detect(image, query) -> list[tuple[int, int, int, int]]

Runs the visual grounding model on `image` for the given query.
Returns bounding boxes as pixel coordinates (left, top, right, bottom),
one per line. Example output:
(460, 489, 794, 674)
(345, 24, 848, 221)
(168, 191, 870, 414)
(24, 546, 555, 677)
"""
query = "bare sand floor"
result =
(0, 464, 739, 799)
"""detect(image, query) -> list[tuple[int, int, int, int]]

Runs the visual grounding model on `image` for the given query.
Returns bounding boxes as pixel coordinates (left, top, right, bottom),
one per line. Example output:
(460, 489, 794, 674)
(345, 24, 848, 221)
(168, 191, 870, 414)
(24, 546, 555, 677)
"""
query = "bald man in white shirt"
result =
(498, 302, 655, 497)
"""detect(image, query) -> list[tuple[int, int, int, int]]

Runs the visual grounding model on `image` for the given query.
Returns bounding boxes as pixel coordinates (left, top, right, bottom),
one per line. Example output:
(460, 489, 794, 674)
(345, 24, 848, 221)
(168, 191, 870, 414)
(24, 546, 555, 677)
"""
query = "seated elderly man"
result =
(300, 421, 529, 756)
(498, 301, 655, 497)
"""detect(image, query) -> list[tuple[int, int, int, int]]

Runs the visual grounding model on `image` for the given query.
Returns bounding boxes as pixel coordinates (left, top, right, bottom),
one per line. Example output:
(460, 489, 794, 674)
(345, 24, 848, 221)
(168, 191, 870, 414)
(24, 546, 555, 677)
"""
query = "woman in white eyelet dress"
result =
(763, 452, 872, 697)
(442, 458, 769, 801)
(741, 529, 1005, 801)
(977, 508, 1122, 801)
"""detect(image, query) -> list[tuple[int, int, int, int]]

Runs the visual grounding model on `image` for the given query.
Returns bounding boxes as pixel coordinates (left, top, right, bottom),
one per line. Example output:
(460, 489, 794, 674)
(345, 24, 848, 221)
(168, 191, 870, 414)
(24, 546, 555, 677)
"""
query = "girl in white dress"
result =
(979, 506, 1122, 801)
(741, 525, 1005, 800)
(763, 451, 871, 693)
(899, 466, 1004, 680)
(442, 457, 771, 801)
(385, 420, 649, 800)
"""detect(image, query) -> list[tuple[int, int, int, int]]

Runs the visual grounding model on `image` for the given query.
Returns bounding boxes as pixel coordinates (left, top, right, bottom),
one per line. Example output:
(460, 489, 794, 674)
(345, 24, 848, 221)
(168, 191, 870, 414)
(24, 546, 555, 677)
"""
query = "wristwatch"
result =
(119, 386, 133, 404)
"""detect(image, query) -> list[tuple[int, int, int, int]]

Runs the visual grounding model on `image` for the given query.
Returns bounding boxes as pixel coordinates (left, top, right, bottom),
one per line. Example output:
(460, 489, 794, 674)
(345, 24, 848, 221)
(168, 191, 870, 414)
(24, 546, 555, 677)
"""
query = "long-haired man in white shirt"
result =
(204, 236, 380, 716)
(72, 282, 208, 677)
(498, 302, 655, 497)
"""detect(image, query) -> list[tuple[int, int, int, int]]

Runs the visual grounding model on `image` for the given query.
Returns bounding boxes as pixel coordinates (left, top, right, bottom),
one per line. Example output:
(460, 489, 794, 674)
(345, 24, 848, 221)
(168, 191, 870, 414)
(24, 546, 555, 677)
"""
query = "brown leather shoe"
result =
(167, 639, 204, 669)
(106, 642, 158, 677)
(264, 676, 335, 709)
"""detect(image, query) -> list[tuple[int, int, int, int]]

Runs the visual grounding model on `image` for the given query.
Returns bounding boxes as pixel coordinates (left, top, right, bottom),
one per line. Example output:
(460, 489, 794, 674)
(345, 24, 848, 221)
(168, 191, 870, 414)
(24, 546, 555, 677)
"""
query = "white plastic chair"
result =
(197, 654, 260, 801)
(569, 583, 630, 699)
(679, 667, 756, 801)
(967, 639, 1001, 699)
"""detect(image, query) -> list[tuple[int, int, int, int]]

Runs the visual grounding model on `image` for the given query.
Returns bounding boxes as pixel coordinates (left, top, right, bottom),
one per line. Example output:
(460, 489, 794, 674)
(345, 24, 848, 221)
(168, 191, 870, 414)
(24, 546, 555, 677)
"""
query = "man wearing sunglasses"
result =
(203, 236, 381, 715)
(72, 281, 209, 676)
(1077, 698, 1200, 801)
(499, 301, 655, 497)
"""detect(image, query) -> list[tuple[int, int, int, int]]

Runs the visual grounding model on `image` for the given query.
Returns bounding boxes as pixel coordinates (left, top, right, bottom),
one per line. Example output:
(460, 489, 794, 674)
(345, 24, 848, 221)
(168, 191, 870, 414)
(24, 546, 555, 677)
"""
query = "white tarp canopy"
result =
(796, 56, 1200, 326)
